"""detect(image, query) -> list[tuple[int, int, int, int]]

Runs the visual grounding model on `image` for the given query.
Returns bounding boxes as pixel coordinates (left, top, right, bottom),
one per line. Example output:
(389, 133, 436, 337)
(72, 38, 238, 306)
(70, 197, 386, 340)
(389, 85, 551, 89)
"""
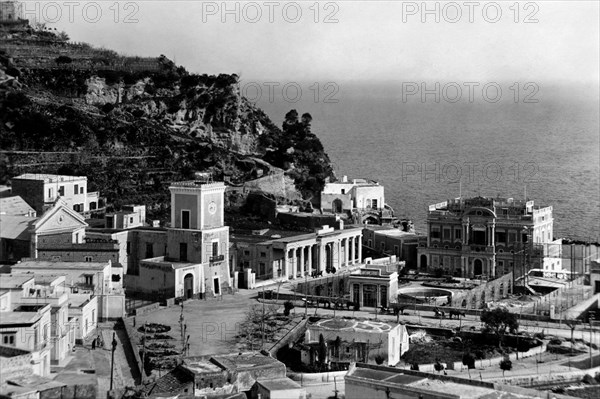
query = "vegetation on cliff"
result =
(0, 27, 335, 217)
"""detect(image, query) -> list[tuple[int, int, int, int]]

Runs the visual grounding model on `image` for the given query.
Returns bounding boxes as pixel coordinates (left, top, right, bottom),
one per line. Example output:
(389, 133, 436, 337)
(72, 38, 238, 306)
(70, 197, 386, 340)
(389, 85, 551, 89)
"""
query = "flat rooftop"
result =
(181, 352, 283, 375)
(308, 318, 397, 334)
(347, 364, 561, 399)
(210, 352, 282, 371)
(12, 173, 86, 183)
(0, 274, 34, 289)
(256, 377, 301, 391)
(13, 260, 109, 271)
(87, 226, 167, 234)
(141, 256, 200, 269)
(230, 228, 306, 244)
(0, 310, 42, 326)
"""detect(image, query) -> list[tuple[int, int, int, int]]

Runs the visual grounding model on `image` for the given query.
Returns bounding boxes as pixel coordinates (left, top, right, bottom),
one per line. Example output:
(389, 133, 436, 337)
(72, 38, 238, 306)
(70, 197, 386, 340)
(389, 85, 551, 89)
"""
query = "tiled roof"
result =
(0, 214, 36, 240)
(0, 196, 35, 216)
(145, 366, 194, 395)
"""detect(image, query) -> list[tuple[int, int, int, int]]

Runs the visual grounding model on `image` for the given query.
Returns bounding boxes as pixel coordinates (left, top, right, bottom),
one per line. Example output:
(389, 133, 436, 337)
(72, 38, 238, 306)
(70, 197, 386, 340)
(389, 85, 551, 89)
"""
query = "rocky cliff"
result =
(0, 26, 334, 218)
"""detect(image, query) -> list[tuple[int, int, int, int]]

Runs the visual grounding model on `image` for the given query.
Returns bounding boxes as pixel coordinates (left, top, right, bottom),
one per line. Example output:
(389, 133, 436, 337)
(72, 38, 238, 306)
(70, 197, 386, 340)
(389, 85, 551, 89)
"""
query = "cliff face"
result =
(0, 27, 334, 216)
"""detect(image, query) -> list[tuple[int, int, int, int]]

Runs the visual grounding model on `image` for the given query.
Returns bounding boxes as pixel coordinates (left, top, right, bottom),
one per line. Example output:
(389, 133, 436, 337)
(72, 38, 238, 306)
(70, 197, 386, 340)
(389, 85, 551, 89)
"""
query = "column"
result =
(349, 237, 355, 265)
(344, 238, 349, 267)
(359, 283, 364, 307)
(308, 245, 313, 273)
(358, 238, 362, 263)
(318, 244, 325, 273)
(300, 246, 305, 275)
(336, 241, 342, 269)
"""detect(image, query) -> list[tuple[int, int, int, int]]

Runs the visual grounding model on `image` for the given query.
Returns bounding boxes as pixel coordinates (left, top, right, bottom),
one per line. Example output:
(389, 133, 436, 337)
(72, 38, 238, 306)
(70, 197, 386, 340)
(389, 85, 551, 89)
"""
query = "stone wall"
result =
(449, 273, 513, 309)
(0, 346, 33, 384)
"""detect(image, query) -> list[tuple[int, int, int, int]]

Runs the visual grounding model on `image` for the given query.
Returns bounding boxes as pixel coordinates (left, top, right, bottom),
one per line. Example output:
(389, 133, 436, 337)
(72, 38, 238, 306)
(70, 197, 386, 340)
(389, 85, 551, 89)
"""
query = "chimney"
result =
(342, 175, 348, 183)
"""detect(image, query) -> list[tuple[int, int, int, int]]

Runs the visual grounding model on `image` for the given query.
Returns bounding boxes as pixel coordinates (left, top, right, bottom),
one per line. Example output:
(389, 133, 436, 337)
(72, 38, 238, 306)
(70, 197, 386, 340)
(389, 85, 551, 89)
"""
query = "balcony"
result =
(209, 254, 225, 264)
(467, 244, 494, 253)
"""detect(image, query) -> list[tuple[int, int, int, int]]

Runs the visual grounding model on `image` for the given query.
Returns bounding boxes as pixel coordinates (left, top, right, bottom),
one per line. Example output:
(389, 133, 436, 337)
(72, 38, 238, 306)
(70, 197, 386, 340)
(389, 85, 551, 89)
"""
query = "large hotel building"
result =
(417, 196, 561, 279)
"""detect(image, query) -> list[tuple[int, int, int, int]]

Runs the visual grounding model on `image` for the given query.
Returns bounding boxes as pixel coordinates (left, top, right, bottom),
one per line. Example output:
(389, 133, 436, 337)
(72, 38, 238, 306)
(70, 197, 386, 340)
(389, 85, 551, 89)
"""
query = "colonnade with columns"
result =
(282, 233, 363, 280)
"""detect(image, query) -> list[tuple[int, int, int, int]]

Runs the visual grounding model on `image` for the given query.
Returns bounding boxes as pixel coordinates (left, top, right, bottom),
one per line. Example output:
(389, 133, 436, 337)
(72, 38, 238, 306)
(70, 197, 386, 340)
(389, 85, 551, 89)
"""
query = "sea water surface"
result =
(254, 81, 600, 240)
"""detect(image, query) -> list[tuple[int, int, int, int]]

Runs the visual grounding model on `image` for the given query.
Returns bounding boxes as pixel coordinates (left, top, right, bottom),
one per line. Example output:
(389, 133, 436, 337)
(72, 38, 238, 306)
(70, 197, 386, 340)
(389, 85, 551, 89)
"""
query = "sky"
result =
(20, 0, 600, 83)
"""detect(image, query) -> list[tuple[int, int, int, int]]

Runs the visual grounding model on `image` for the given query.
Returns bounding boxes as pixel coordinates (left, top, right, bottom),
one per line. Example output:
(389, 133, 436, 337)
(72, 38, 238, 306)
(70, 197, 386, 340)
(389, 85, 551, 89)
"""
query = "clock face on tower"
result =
(208, 201, 217, 215)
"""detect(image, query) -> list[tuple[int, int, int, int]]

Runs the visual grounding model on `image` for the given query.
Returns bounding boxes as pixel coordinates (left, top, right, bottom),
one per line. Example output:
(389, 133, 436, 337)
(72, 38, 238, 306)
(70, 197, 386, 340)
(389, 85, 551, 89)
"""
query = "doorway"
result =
(184, 273, 194, 299)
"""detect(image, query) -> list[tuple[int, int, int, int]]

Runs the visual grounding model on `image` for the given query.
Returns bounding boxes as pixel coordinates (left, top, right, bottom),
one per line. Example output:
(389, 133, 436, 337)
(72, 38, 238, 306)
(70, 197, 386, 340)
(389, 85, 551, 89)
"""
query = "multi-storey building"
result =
(11, 174, 104, 217)
(230, 224, 363, 284)
(321, 176, 395, 224)
(362, 225, 425, 269)
(130, 179, 231, 299)
(417, 196, 561, 279)
(0, 275, 52, 377)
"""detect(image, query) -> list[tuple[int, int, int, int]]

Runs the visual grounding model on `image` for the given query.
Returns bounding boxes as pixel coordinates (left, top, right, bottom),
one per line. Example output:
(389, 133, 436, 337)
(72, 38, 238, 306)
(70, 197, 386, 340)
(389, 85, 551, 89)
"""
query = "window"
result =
(380, 242, 385, 251)
(1, 333, 16, 346)
(145, 243, 153, 258)
(372, 199, 378, 209)
(368, 239, 372, 248)
(48, 187, 53, 199)
(260, 252, 266, 258)
(212, 242, 219, 256)
(84, 275, 93, 285)
(181, 210, 190, 229)
(508, 232, 517, 243)
(84, 256, 93, 262)
(443, 229, 451, 240)
(496, 231, 506, 243)
(80, 187, 84, 194)
(90, 202, 97, 210)
(106, 216, 114, 228)
(129, 217, 134, 224)
(431, 227, 440, 239)
(126, 241, 131, 255)
(243, 250, 250, 256)
(74, 184, 79, 195)
(58, 186, 65, 196)
(394, 245, 399, 256)
(259, 262, 266, 275)
(341, 189, 345, 194)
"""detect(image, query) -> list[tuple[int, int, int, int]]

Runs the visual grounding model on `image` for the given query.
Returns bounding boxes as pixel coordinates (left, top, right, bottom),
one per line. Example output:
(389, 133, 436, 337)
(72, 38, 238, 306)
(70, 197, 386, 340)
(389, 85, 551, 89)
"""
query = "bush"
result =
(283, 301, 294, 316)
(101, 103, 115, 113)
(500, 357, 512, 375)
(375, 354, 386, 365)
(353, 303, 360, 311)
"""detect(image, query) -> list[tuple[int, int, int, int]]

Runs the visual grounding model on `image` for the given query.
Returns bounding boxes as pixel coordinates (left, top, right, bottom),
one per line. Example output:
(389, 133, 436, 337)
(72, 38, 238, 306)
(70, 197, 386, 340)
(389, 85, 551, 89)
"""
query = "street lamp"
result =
(109, 332, 118, 392)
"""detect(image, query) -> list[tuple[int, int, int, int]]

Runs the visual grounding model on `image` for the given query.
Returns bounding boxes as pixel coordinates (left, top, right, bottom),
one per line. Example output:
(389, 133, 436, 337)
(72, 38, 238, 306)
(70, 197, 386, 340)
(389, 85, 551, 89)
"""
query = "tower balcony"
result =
(209, 254, 225, 264)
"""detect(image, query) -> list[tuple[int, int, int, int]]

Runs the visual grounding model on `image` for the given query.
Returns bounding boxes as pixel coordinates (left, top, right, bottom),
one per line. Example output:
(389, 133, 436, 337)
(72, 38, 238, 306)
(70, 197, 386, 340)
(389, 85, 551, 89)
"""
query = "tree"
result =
(375, 354, 386, 365)
(480, 307, 519, 348)
(283, 300, 294, 317)
(462, 352, 476, 378)
(434, 359, 445, 373)
(318, 333, 328, 365)
(500, 356, 512, 377)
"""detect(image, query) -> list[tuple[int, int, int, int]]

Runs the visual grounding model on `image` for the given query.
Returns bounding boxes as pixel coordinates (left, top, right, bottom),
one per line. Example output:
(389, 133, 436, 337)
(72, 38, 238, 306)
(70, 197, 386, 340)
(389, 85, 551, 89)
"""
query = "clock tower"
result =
(166, 177, 230, 298)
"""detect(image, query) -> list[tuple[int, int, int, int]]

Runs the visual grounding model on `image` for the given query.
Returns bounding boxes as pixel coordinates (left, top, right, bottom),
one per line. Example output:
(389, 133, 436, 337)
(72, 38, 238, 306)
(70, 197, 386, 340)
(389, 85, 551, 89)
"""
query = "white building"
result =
(11, 173, 104, 216)
(303, 317, 409, 367)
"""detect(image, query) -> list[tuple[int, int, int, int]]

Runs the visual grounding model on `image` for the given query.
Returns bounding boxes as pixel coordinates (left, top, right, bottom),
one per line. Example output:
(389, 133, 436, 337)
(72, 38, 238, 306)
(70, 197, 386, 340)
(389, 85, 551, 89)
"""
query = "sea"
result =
(253, 80, 600, 241)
